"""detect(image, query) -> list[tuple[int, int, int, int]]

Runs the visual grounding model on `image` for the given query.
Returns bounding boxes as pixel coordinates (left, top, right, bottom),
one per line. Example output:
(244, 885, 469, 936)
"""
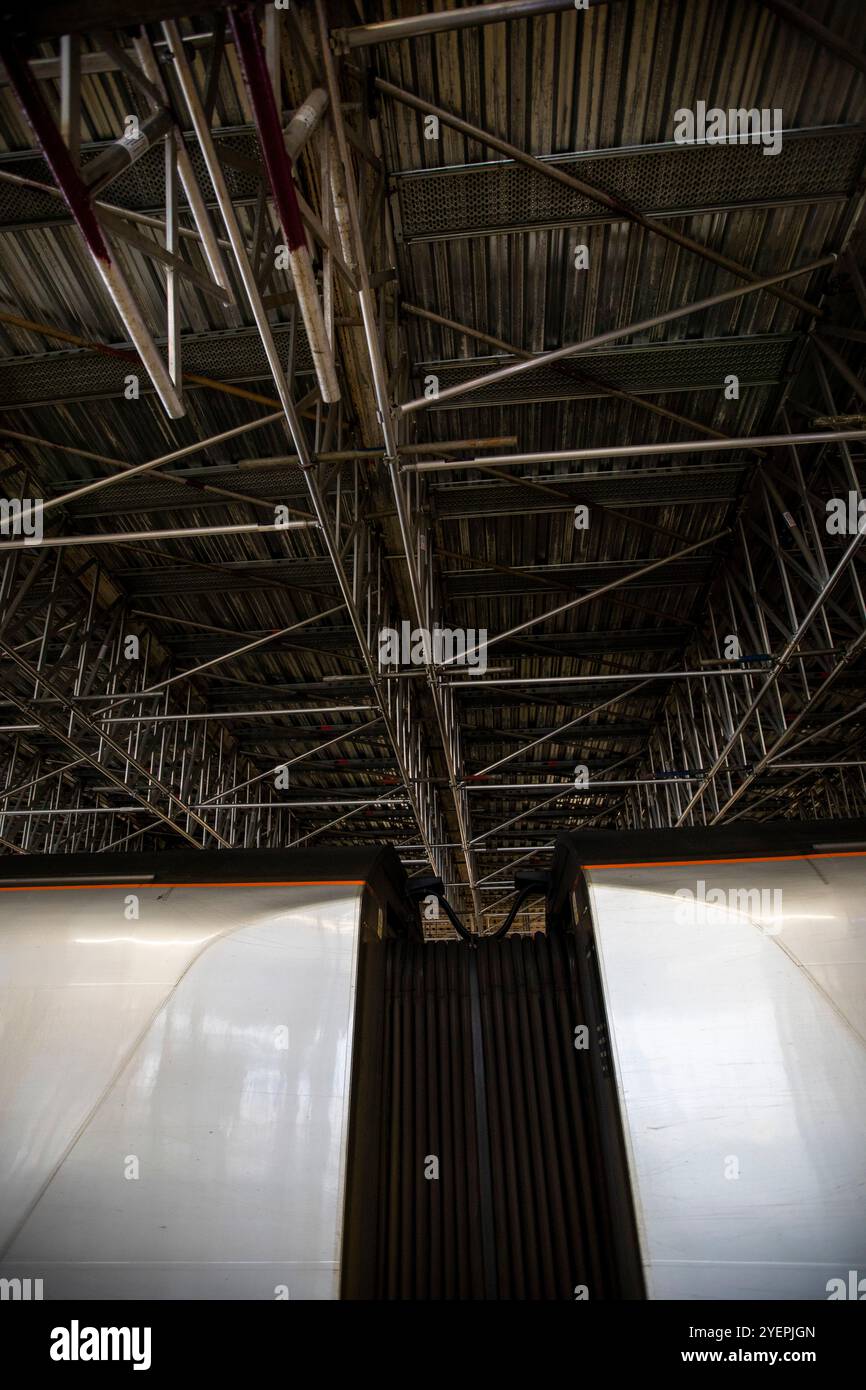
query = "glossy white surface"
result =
(587, 854, 866, 1300)
(0, 882, 363, 1299)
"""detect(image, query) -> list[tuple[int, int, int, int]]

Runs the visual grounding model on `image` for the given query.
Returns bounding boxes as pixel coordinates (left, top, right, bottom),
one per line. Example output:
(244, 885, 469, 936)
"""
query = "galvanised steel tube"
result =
(0, 641, 232, 849)
(402, 301, 749, 451)
(91, 604, 347, 716)
(316, 0, 483, 925)
(710, 627, 866, 824)
(41, 411, 284, 517)
(0, 704, 379, 729)
(192, 799, 409, 809)
(397, 253, 837, 418)
(162, 21, 314, 463)
(771, 761, 866, 768)
(314, 1, 396, 455)
(463, 679, 656, 782)
(284, 88, 329, 161)
(0, 800, 411, 816)
(198, 715, 383, 805)
(0, 34, 185, 419)
(236, 437, 518, 465)
(375, 76, 823, 320)
(677, 532, 866, 824)
(229, 5, 340, 404)
(403, 427, 866, 471)
(0, 518, 317, 552)
(95, 706, 379, 725)
(437, 529, 730, 670)
(766, 698, 866, 763)
(466, 779, 708, 791)
(0, 758, 87, 805)
(133, 33, 234, 302)
(0, 425, 315, 520)
(332, 0, 614, 49)
(446, 669, 775, 686)
(164, 19, 445, 884)
(82, 107, 173, 194)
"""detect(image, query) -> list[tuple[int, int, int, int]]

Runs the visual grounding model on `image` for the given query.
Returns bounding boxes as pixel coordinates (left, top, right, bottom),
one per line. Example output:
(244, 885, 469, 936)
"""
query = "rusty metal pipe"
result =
(229, 5, 340, 403)
(0, 35, 185, 419)
(284, 87, 329, 160)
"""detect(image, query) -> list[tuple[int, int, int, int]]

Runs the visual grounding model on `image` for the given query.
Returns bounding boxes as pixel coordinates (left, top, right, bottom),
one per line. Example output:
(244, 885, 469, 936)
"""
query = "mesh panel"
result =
(395, 128, 866, 241)
(0, 326, 312, 407)
(417, 335, 795, 407)
(434, 465, 746, 518)
(63, 464, 308, 519)
(443, 557, 712, 597)
(0, 129, 261, 228)
(114, 557, 342, 596)
(497, 627, 690, 654)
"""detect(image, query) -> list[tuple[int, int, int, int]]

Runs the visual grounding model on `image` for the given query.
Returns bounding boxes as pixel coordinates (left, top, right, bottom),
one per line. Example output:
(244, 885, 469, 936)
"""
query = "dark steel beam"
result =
(760, 0, 866, 78)
(10, 1, 227, 39)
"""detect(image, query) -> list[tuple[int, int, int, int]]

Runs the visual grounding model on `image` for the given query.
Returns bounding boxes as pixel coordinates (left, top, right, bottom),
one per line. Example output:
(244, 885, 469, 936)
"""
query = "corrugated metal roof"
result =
(0, 0, 863, 925)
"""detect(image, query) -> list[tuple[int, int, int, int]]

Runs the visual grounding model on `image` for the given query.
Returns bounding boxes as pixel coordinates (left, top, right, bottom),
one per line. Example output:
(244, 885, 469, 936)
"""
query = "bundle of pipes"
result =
(228, 7, 340, 406)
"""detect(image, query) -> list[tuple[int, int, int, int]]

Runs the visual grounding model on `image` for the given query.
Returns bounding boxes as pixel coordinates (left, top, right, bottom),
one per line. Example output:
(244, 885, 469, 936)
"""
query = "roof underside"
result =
(0, 0, 864, 933)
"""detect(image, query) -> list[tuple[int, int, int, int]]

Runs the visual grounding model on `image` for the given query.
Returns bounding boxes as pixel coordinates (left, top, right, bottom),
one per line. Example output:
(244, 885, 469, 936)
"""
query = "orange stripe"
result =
(0, 879, 366, 893)
(583, 851, 866, 870)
